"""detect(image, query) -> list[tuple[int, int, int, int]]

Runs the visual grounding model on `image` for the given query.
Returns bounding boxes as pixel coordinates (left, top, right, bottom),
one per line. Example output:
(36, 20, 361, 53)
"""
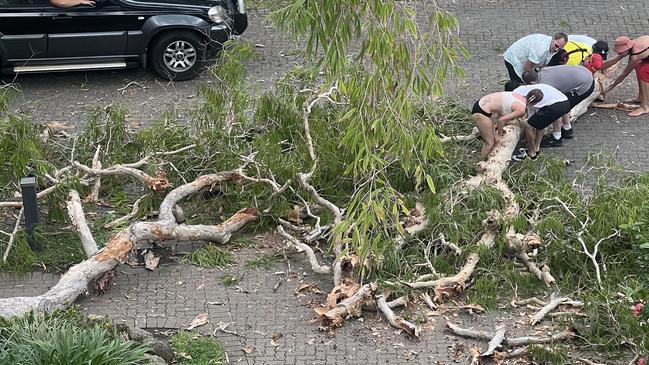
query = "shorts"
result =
(527, 100, 571, 130)
(472, 100, 492, 117)
(636, 61, 649, 83)
(564, 80, 596, 108)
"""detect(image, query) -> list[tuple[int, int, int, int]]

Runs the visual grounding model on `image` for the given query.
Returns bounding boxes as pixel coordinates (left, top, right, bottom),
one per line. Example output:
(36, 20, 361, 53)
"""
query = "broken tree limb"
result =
(447, 321, 574, 347)
(386, 295, 408, 309)
(439, 127, 480, 144)
(0, 172, 257, 320)
(569, 68, 616, 122)
(530, 294, 568, 325)
(505, 230, 556, 287)
(104, 195, 146, 229)
(66, 190, 99, 258)
(316, 283, 375, 328)
(2, 207, 24, 262)
(482, 325, 506, 356)
(576, 225, 619, 290)
(376, 294, 419, 338)
(277, 225, 331, 274)
(87, 145, 102, 203)
(74, 161, 171, 192)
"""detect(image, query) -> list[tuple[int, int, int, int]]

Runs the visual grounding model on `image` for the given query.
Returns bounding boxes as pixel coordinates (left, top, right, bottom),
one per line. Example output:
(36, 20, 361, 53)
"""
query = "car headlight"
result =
(208, 6, 227, 23)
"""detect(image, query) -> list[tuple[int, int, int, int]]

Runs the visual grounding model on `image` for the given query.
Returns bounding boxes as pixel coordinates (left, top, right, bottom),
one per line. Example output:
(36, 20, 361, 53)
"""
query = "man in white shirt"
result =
(504, 33, 568, 90)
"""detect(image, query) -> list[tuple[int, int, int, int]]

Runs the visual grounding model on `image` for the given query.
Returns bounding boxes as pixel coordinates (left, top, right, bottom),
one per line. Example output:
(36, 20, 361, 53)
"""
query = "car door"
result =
(44, 0, 129, 59)
(0, 0, 48, 62)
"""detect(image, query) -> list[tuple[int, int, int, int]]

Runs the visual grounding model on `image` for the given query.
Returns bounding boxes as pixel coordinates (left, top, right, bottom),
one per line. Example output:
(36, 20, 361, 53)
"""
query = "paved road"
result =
(2, 1, 648, 364)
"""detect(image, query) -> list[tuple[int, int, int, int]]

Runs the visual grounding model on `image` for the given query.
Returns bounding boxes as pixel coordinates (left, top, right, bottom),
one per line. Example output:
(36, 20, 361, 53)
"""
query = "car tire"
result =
(150, 31, 206, 81)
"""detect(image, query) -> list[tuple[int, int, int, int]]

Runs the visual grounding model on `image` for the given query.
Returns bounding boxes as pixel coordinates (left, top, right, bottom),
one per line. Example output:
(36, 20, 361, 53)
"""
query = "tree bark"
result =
(0, 172, 257, 320)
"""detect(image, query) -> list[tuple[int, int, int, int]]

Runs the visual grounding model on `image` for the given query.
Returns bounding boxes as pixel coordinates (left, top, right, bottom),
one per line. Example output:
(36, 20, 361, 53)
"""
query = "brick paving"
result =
(2, 1, 649, 364)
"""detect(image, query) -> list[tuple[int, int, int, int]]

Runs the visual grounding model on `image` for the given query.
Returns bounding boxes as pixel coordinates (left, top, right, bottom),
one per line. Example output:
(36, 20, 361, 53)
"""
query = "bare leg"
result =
(552, 118, 562, 135)
(524, 124, 537, 156)
(472, 113, 496, 157)
(561, 113, 570, 128)
(629, 76, 649, 117)
(534, 129, 545, 155)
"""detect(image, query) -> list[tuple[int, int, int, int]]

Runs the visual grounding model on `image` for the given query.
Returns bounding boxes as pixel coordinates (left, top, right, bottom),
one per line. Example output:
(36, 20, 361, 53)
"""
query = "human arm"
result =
(599, 52, 625, 71)
(523, 60, 538, 72)
(49, 0, 95, 8)
(498, 104, 526, 123)
(604, 56, 639, 94)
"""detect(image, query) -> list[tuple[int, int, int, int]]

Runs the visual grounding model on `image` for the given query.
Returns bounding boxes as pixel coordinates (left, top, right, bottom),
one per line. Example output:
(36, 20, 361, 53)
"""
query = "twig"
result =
(577, 357, 607, 365)
(576, 225, 619, 290)
(277, 226, 331, 274)
(2, 207, 24, 262)
(530, 294, 568, 325)
(439, 127, 480, 144)
(212, 322, 244, 338)
(386, 295, 408, 309)
(552, 197, 577, 219)
(104, 195, 146, 229)
(87, 145, 102, 202)
(376, 294, 419, 338)
(482, 325, 506, 356)
(421, 292, 437, 310)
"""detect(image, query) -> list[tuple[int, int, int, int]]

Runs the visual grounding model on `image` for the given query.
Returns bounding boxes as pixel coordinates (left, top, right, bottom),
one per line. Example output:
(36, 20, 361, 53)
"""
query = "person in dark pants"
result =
(511, 84, 570, 161)
(521, 65, 595, 147)
(503, 33, 568, 91)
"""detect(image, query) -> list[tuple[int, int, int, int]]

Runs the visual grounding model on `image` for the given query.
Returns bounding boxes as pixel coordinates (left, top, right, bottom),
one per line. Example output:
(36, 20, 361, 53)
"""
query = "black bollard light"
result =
(20, 176, 41, 251)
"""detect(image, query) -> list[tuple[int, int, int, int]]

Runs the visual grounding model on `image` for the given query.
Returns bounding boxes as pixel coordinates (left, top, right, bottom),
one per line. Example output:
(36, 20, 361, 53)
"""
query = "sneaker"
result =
(512, 148, 528, 161)
(540, 135, 563, 148)
(561, 128, 574, 139)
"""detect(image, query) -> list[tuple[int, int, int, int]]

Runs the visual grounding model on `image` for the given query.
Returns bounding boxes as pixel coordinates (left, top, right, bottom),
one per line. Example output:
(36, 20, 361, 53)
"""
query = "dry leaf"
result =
(186, 313, 209, 330)
(144, 251, 159, 271)
(242, 345, 255, 354)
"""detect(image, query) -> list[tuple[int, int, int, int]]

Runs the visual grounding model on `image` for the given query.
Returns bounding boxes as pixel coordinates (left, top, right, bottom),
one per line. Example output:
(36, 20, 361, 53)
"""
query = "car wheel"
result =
(151, 31, 206, 81)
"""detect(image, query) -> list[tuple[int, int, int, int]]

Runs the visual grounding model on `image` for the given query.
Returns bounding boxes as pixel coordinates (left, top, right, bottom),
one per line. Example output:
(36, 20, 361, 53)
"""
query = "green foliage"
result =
(0, 230, 37, 273)
(528, 345, 569, 364)
(270, 1, 469, 275)
(169, 330, 226, 365)
(0, 310, 149, 365)
(218, 274, 240, 287)
(182, 245, 232, 268)
(78, 105, 141, 165)
(0, 115, 52, 198)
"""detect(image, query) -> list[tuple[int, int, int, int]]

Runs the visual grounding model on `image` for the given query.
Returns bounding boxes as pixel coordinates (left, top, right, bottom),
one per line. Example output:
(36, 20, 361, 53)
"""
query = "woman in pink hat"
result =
(600, 35, 649, 117)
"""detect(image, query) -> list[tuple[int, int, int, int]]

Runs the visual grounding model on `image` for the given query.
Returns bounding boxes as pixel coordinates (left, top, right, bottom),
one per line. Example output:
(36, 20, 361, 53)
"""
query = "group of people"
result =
(472, 32, 649, 161)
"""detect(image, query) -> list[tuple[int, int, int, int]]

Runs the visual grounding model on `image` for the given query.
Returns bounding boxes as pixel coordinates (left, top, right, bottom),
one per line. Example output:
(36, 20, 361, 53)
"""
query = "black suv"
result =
(0, 0, 247, 80)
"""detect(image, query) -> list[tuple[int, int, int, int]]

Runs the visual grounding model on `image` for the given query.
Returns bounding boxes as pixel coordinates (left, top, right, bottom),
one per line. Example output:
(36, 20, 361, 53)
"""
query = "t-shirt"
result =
(504, 34, 554, 78)
(537, 65, 594, 95)
(568, 35, 596, 48)
(563, 40, 592, 66)
(513, 84, 568, 117)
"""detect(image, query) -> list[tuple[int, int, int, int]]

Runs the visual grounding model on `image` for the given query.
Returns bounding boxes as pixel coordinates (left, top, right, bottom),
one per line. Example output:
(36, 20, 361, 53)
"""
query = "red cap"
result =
(585, 53, 604, 73)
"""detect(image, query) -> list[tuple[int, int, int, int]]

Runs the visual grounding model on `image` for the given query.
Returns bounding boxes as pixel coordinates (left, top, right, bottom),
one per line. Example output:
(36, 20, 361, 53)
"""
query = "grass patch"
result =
(219, 274, 240, 287)
(0, 309, 149, 365)
(182, 245, 232, 268)
(529, 345, 569, 364)
(170, 330, 226, 365)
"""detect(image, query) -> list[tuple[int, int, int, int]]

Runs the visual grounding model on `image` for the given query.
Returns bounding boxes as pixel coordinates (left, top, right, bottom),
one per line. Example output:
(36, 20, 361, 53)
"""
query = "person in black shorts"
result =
(512, 85, 571, 161)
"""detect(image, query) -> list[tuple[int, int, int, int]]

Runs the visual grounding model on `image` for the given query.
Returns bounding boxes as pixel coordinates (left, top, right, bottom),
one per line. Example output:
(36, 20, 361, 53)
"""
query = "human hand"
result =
(79, 0, 95, 6)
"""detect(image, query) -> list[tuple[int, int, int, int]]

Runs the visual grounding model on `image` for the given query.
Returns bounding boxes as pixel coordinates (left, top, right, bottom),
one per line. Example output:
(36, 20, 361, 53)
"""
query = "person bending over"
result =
(503, 33, 567, 91)
(600, 36, 649, 117)
(521, 65, 595, 147)
(511, 84, 570, 161)
(471, 92, 527, 158)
